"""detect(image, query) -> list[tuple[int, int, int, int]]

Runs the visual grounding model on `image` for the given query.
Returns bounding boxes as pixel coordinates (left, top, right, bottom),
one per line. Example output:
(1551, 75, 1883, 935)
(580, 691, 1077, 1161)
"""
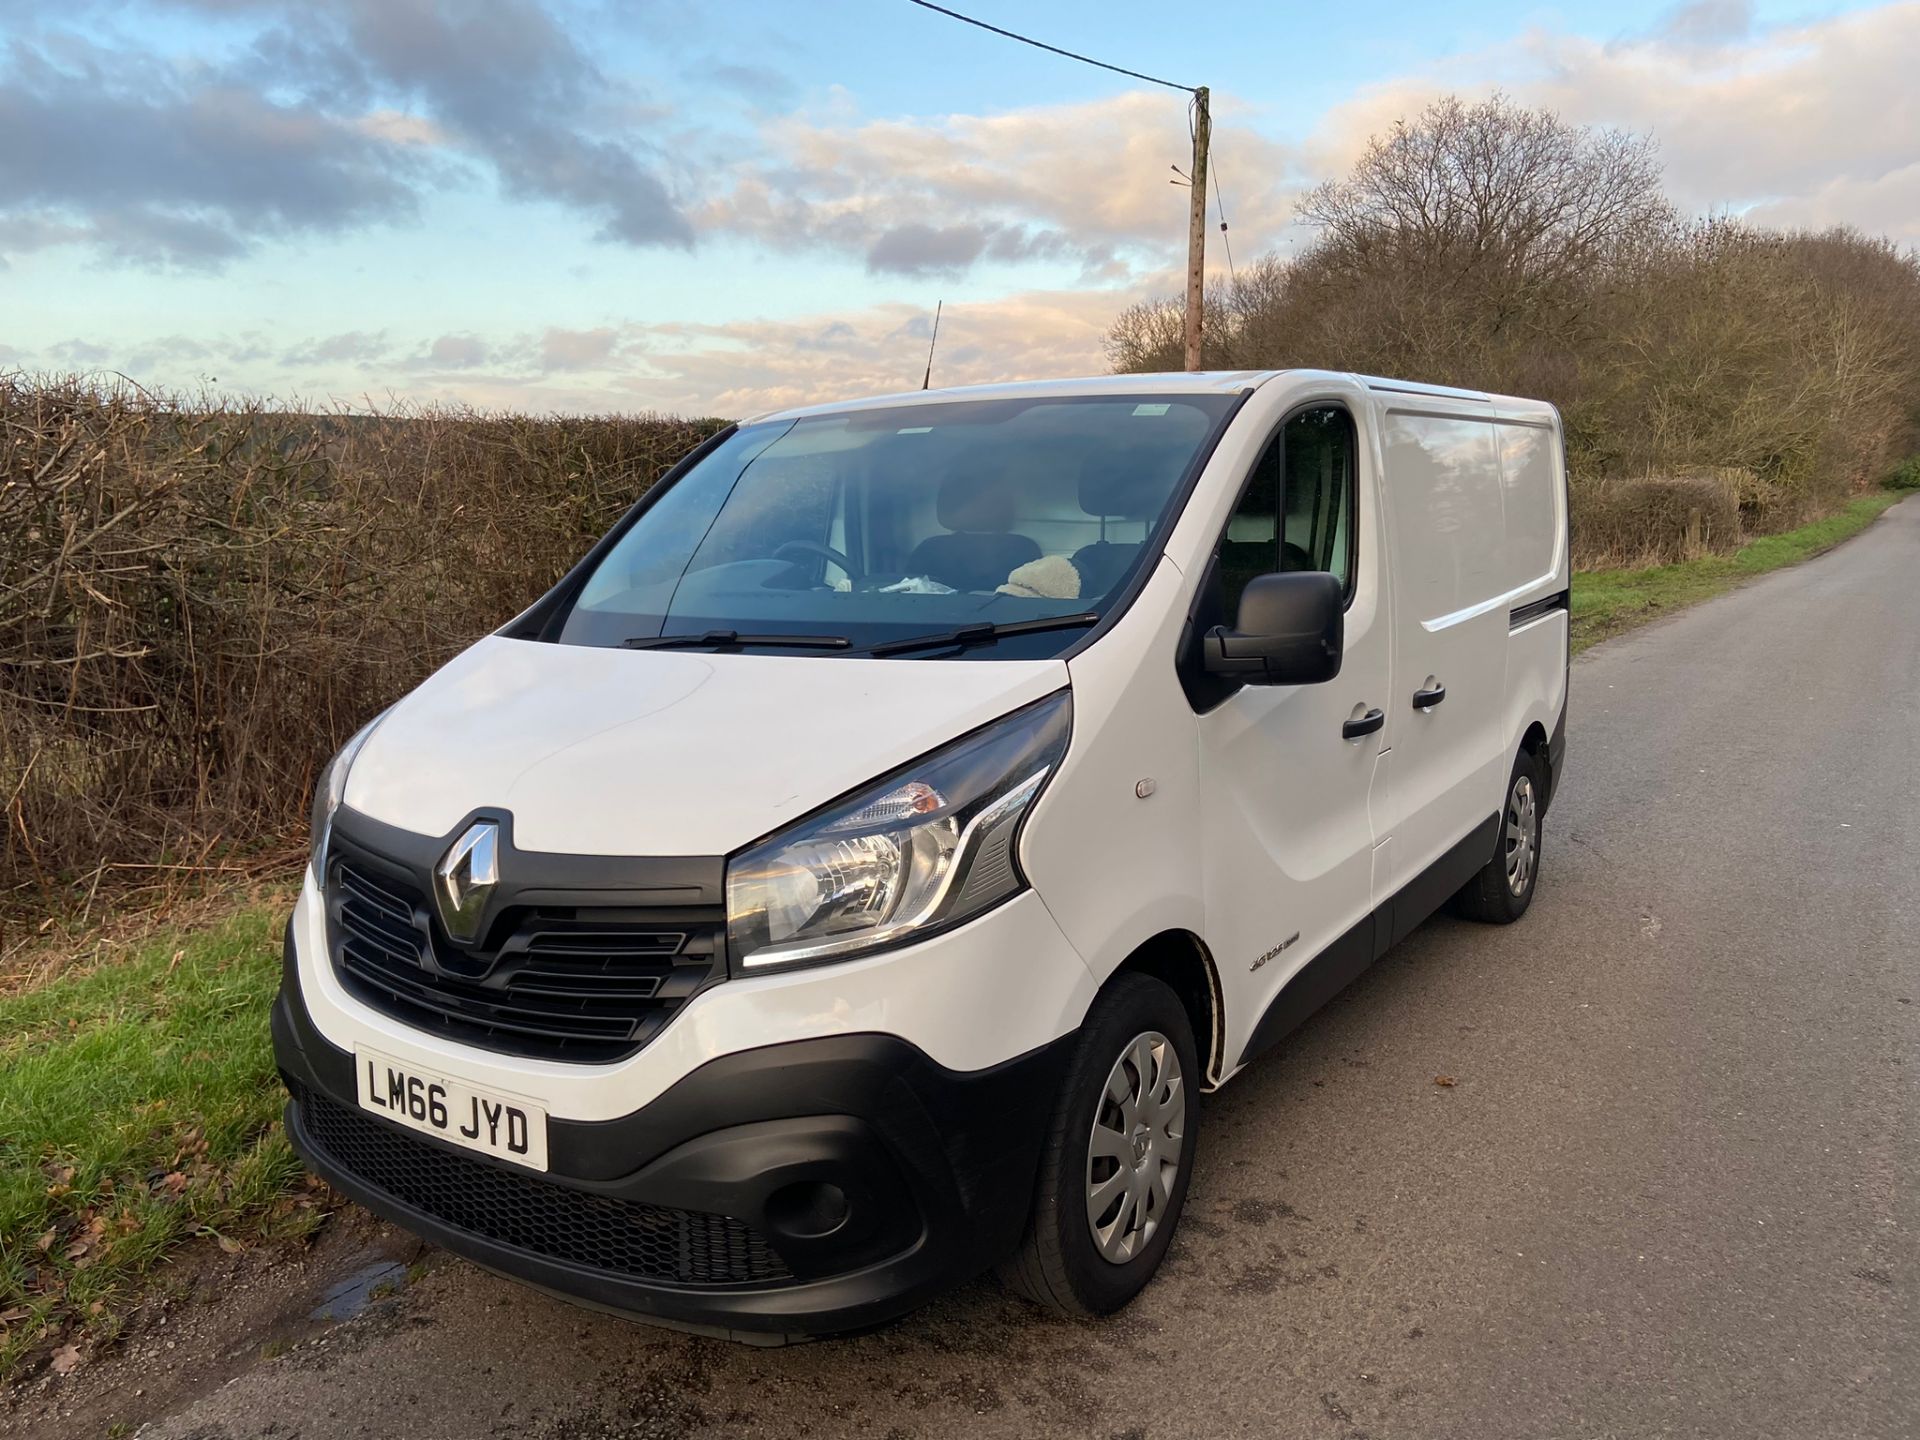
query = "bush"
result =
(0, 376, 725, 925)
(1569, 473, 1744, 569)
(1884, 457, 1920, 491)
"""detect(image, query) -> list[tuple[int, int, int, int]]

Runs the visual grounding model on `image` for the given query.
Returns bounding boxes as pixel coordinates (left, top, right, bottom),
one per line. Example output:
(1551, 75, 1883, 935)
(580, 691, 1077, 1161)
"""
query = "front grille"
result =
(328, 850, 723, 1064)
(297, 1087, 791, 1286)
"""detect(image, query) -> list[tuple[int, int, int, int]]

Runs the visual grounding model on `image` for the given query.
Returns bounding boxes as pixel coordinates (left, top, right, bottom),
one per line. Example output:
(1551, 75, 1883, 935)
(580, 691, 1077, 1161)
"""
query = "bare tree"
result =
(1105, 297, 1187, 374)
(1298, 93, 1673, 332)
(1107, 92, 1920, 572)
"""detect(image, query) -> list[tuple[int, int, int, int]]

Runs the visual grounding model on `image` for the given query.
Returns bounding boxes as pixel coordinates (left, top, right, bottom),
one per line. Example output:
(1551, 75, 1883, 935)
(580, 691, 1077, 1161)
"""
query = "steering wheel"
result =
(772, 540, 863, 583)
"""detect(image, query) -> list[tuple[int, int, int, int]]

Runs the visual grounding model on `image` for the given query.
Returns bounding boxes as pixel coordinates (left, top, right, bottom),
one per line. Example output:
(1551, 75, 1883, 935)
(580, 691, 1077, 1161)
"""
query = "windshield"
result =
(559, 393, 1238, 659)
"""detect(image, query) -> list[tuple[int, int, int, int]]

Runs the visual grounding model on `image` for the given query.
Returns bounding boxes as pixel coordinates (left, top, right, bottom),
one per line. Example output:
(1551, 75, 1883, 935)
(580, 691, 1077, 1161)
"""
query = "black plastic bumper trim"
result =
(275, 919, 1074, 1337)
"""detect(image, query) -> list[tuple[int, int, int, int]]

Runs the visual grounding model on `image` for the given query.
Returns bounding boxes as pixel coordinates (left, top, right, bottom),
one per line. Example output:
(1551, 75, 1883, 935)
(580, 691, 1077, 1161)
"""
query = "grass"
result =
(0, 899, 320, 1380)
(1570, 492, 1903, 652)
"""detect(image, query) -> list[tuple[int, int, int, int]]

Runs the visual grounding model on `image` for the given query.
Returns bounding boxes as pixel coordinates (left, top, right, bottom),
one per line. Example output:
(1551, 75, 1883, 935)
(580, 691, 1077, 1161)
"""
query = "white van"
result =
(274, 370, 1569, 1341)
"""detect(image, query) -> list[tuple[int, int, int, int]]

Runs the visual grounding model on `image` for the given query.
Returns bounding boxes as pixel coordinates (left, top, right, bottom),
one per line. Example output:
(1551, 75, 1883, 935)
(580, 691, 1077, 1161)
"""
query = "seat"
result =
(1069, 539, 1140, 597)
(1211, 533, 1315, 621)
(1214, 539, 1275, 613)
(1071, 455, 1169, 597)
(907, 471, 1040, 591)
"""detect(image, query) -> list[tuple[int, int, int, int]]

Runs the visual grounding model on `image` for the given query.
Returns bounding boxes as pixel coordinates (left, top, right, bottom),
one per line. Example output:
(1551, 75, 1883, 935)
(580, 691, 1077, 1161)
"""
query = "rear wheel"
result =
(1452, 749, 1545, 924)
(1000, 974, 1199, 1316)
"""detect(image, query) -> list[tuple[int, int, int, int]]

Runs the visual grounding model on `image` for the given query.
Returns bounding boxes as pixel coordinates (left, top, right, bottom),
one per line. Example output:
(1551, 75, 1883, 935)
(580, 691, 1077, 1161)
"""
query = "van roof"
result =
(744, 371, 1285, 424)
(743, 369, 1539, 425)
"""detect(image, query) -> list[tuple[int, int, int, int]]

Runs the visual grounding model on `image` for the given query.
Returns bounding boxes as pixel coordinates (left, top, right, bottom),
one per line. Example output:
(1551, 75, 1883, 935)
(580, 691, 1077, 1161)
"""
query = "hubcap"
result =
(1086, 1031, 1185, 1265)
(1505, 774, 1538, 896)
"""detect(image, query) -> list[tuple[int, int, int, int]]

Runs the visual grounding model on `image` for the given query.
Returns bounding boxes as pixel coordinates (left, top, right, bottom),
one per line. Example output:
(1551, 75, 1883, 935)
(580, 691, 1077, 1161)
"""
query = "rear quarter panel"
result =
(1489, 397, 1571, 763)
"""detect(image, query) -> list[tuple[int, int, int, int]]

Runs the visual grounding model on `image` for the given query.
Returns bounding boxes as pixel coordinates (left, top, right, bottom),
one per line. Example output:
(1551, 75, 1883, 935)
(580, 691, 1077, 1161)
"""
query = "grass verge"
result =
(1571, 492, 1903, 653)
(0, 897, 320, 1381)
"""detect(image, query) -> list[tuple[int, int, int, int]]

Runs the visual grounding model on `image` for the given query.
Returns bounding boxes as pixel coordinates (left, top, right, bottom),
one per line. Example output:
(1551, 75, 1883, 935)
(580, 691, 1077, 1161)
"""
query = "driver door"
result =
(1193, 403, 1394, 1066)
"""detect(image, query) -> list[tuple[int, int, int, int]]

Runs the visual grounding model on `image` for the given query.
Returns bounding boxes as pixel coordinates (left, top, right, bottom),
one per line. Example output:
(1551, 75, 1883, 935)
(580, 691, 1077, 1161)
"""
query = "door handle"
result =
(1413, 683, 1447, 710)
(1342, 707, 1385, 740)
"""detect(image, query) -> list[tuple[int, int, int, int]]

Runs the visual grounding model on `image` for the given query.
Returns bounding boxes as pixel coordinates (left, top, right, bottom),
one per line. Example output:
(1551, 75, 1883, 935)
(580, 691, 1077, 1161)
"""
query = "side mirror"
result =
(1202, 571, 1344, 685)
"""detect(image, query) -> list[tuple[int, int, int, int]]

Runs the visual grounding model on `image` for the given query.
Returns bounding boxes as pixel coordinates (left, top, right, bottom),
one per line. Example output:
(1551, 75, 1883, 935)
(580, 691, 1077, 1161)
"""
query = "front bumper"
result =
(273, 924, 1074, 1341)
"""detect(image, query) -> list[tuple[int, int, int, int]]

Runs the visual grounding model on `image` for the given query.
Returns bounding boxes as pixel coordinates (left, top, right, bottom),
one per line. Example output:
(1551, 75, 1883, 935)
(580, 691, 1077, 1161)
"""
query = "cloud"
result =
(538, 326, 620, 371)
(354, 110, 444, 147)
(0, 40, 419, 267)
(282, 331, 393, 366)
(646, 287, 1145, 416)
(1745, 162, 1920, 243)
(696, 91, 1301, 281)
(1312, 2, 1920, 244)
(425, 334, 490, 368)
(303, 0, 693, 248)
(123, 335, 217, 374)
(56, 277, 1162, 417)
(866, 222, 990, 276)
(1538, 5, 1920, 239)
(694, 5, 1920, 271)
(0, 213, 89, 250)
(0, 0, 692, 267)
(49, 339, 113, 364)
(1651, 0, 1755, 48)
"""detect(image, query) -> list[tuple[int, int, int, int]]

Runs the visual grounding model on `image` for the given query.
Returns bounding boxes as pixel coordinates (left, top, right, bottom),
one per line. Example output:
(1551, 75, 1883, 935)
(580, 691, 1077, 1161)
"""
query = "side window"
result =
(1282, 408, 1354, 587)
(1214, 406, 1355, 619)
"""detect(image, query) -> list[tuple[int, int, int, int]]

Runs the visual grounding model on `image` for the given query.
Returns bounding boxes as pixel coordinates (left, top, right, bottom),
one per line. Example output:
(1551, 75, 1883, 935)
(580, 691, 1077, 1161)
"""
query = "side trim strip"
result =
(1421, 572, 1563, 634)
(1509, 589, 1570, 629)
(1235, 813, 1501, 1068)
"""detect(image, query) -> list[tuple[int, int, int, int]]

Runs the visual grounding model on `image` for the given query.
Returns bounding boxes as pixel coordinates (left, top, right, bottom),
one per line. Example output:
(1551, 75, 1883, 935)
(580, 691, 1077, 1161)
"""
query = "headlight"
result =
(309, 716, 384, 883)
(726, 690, 1071, 970)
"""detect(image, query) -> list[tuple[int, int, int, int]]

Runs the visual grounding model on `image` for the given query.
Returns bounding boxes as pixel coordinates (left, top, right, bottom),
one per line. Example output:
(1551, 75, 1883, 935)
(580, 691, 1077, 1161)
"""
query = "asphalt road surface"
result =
(146, 499, 1918, 1439)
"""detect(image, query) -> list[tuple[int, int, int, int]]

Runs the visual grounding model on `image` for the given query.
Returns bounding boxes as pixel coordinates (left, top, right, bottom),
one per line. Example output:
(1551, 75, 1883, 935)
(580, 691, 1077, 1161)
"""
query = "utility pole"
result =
(1184, 86, 1210, 372)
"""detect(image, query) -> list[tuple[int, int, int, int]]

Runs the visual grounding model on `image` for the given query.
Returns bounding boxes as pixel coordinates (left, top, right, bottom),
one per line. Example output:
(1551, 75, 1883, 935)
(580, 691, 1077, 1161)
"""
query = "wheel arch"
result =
(1105, 930, 1227, 1090)
(1519, 718, 1553, 804)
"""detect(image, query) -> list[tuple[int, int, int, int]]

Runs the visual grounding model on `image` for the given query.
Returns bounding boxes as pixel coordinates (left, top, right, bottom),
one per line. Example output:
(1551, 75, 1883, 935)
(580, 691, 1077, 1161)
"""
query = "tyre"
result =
(1452, 747, 1545, 924)
(1000, 973, 1199, 1317)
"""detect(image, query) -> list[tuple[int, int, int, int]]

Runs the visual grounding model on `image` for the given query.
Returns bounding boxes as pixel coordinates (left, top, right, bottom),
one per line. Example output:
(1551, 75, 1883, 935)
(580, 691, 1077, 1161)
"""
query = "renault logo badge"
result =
(435, 821, 499, 944)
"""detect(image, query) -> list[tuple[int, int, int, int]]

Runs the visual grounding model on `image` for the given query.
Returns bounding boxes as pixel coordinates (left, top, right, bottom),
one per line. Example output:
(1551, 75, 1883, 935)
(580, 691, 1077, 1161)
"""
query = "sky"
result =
(1, 0, 1915, 417)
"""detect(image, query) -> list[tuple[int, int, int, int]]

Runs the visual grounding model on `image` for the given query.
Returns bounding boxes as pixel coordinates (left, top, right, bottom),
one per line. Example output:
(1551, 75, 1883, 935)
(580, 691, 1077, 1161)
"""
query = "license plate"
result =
(354, 1049, 549, 1172)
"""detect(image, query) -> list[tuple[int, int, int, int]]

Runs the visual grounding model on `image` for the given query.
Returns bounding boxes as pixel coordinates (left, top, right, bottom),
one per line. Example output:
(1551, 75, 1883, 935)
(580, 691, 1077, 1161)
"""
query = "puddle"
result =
(310, 1260, 410, 1321)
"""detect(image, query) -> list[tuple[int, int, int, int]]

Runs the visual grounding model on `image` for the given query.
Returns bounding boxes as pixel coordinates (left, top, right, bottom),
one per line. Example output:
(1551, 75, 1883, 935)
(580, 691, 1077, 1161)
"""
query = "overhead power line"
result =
(903, 1, 1197, 94)
(899, 0, 1212, 369)
(1209, 149, 1237, 284)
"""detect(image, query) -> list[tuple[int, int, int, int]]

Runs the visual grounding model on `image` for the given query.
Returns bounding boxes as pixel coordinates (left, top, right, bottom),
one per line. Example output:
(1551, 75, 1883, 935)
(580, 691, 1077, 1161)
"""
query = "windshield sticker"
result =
(1132, 403, 1170, 416)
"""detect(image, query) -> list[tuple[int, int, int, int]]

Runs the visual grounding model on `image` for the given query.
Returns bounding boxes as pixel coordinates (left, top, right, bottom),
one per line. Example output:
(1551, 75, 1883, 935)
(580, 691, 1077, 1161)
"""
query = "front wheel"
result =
(1000, 974, 1200, 1316)
(1452, 748, 1545, 923)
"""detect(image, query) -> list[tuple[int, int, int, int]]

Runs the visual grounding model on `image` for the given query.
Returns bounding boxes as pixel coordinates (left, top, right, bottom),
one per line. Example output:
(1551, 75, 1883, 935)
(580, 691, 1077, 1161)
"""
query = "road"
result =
(136, 499, 1920, 1437)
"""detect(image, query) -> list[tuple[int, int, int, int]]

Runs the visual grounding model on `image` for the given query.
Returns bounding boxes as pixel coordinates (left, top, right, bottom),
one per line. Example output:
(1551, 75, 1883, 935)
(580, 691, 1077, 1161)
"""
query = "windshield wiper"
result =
(859, 612, 1101, 658)
(622, 629, 852, 651)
